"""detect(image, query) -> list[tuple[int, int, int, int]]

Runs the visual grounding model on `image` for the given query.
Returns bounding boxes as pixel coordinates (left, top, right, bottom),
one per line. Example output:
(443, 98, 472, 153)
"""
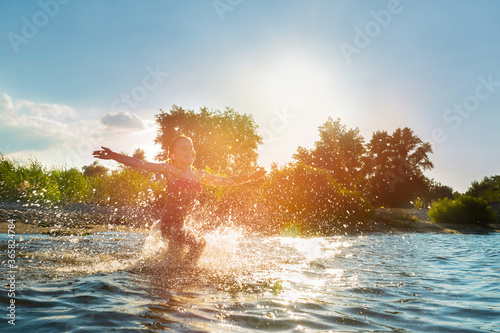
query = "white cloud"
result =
(0, 93, 14, 112)
(16, 99, 78, 121)
(0, 93, 158, 167)
(100, 111, 146, 129)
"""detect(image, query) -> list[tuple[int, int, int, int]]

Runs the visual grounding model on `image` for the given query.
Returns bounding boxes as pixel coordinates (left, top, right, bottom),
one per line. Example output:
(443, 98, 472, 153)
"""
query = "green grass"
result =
(0, 154, 158, 207)
(1, 155, 62, 204)
(0, 154, 373, 235)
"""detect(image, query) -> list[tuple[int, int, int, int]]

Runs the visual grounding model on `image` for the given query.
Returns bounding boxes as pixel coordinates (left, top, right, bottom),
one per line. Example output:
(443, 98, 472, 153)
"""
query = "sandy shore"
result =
(0, 201, 153, 235)
(369, 208, 500, 234)
(0, 202, 498, 235)
(0, 220, 149, 235)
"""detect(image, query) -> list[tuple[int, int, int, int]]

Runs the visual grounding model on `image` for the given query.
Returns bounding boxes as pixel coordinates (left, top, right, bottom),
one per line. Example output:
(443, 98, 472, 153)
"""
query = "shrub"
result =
(0, 154, 19, 200)
(86, 168, 155, 206)
(0, 156, 61, 204)
(51, 167, 90, 203)
(82, 161, 109, 178)
(428, 195, 495, 226)
(260, 163, 370, 235)
(465, 175, 500, 202)
(412, 197, 425, 209)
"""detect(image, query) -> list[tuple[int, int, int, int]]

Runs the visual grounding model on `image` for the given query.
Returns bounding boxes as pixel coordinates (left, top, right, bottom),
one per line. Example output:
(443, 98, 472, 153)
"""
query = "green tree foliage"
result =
(82, 161, 109, 178)
(155, 105, 262, 174)
(293, 118, 365, 189)
(428, 195, 495, 226)
(260, 163, 370, 235)
(415, 178, 454, 207)
(465, 175, 500, 202)
(87, 168, 155, 207)
(425, 180, 454, 201)
(363, 127, 433, 207)
(132, 148, 146, 161)
(191, 174, 265, 232)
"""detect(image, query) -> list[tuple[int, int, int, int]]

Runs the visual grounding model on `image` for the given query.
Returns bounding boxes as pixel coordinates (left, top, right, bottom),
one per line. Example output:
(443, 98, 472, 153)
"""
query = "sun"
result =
(261, 53, 332, 108)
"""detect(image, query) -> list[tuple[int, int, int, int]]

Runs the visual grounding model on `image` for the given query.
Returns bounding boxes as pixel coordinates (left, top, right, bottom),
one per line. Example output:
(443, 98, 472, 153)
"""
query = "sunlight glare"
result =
(261, 54, 331, 109)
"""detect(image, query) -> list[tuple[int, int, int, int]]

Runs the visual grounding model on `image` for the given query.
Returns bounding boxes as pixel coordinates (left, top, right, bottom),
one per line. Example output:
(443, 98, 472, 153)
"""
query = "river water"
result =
(1, 225, 499, 332)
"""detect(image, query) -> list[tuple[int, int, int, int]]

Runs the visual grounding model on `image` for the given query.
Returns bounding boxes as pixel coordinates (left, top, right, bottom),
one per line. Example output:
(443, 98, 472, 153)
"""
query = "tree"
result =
(414, 178, 454, 207)
(260, 162, 370, 235)
(155, 105, 263, 174)
(118, 148, 149, 174)
(465, 175, 500, 202)
(292, 118, 365, 189)
(82, 161, 108, 178)
(132, 148, 146, 161)
(363, 127, 433, 207)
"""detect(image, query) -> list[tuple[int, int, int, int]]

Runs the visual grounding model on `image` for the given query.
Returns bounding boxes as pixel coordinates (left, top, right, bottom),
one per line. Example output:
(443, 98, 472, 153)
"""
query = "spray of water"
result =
(136, 217, 249, 274)
(12, 212, 353, 298)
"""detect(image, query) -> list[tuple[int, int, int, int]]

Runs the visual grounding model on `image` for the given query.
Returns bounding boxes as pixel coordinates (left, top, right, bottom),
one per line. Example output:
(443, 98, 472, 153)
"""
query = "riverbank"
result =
(0, 201, 153, 235)
(368, 208, 500, 234)
(0, 201, 498, 235)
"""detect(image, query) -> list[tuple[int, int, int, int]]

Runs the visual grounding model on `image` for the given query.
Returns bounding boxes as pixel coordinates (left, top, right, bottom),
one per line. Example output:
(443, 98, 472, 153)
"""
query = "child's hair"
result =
(168, 135, 191, 161)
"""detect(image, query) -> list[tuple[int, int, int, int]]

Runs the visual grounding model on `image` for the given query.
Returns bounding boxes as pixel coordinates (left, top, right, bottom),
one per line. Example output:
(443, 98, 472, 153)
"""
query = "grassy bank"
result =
(0, 156, 371, 235)
(2, 155, 498, 236)
(0, 155, 166, 208)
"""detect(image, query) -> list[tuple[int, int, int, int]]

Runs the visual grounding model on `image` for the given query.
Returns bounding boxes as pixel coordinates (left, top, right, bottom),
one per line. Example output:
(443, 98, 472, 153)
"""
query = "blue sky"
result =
(1, 0, 499, 193)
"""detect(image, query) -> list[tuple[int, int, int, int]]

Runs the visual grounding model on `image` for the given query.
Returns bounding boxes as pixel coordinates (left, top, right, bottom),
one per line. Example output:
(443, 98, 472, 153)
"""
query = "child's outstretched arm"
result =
(196, 168, 267, 186)
(93, 146, 170, 174)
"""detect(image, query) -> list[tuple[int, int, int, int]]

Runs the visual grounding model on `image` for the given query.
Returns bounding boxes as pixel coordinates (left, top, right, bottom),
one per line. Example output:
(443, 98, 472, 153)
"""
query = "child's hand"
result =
(93, 146, 115, 160)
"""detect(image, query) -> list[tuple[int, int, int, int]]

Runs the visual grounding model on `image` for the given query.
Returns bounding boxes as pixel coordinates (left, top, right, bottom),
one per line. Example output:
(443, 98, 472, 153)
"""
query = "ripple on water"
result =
(1, 232, 499, 332)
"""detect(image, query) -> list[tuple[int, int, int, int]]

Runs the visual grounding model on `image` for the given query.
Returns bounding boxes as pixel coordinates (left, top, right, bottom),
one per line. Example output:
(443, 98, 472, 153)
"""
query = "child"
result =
(93, 135, 266, 265)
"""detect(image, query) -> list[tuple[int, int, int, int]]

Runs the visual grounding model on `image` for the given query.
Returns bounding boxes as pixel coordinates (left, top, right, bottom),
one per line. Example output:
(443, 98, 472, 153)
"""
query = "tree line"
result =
(1, 105, 497, 234)
(154, 106, 452, 207)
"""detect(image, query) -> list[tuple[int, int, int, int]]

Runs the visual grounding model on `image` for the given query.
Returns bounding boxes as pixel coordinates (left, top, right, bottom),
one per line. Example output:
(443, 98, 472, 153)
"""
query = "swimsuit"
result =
(160, 169, 202, 243)
(169, 177, 203, 194)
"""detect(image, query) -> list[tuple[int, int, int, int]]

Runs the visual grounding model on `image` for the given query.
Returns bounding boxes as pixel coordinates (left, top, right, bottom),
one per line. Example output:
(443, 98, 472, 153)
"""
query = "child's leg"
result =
(161, 220, 206, 266)
(166, 239, 186, 263)
(160, 222, 187, 263)
(179, 229, 206, 265)
(185, 237, 207, 264)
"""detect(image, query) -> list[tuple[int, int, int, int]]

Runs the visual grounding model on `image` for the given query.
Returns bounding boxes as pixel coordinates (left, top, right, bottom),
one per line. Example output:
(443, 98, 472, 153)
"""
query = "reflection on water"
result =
(1, 229, 499, 332)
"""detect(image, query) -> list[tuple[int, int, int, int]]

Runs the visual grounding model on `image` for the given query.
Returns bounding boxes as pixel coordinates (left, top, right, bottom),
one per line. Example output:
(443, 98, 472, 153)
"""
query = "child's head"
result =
(168, 135, 195, 165)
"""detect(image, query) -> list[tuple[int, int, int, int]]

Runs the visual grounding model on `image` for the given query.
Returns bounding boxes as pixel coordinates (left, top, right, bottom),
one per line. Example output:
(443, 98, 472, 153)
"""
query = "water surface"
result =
(1, 228, 499, 332)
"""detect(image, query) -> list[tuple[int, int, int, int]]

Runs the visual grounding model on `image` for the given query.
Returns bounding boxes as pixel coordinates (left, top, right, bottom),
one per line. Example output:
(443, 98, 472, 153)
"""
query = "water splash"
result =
(135, 218, 250, 278)
(9, 216, 353, 299)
